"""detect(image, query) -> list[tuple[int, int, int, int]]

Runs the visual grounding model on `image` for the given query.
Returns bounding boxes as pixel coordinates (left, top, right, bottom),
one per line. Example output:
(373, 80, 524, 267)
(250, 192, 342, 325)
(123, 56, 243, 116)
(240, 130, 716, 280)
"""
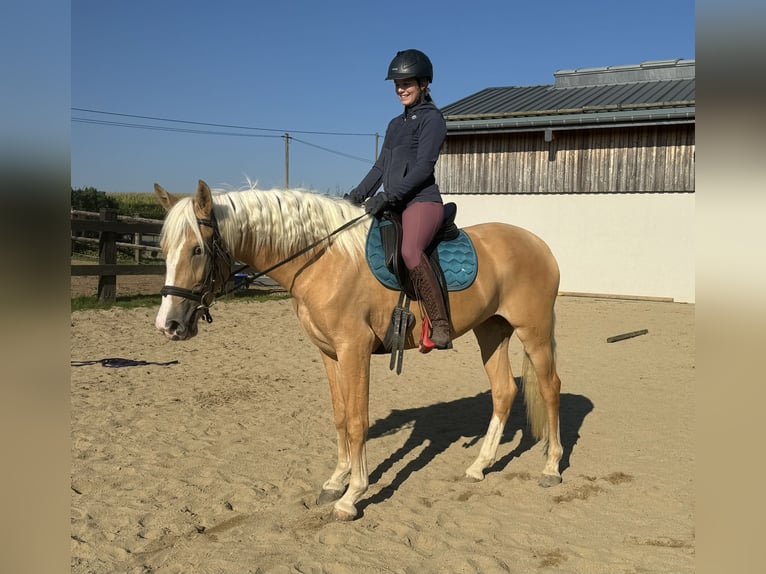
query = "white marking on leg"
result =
(466, 414, 505, 480)
(322, 435, 351, 492)
(543, 420, 563, 477)
(333, 444, 368, 519)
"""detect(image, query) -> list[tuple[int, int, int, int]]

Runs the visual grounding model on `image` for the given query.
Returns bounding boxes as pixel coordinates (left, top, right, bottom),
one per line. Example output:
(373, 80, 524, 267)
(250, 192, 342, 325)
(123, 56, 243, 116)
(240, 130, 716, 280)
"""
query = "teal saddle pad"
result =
(365, 218, 478, 292)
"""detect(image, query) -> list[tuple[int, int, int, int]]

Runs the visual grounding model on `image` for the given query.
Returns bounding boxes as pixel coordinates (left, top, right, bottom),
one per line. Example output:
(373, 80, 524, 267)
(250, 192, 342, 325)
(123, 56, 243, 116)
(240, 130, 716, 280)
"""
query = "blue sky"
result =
(71, 0, 695, 195)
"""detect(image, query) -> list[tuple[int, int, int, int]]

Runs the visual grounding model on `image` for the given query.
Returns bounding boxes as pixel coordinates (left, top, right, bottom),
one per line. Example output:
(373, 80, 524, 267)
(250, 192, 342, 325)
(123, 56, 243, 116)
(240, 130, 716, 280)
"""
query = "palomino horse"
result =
(153, 179, 563, 521)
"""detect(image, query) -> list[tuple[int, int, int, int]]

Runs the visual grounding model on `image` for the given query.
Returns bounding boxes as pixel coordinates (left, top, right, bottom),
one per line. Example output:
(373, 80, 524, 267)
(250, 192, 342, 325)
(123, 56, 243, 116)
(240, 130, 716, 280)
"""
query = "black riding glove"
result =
(364, 193, 389, 216)
(344, 188, 366, 206)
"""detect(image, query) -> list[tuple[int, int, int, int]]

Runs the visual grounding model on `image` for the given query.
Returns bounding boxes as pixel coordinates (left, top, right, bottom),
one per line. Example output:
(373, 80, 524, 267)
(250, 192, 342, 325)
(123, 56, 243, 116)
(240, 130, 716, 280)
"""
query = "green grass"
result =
(71, 290, 290, 312)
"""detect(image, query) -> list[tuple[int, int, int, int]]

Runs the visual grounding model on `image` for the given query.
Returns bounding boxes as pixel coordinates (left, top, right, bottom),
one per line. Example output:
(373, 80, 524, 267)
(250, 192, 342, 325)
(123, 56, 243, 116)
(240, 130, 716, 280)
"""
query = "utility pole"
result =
(375, 132, 380, 161)
(283, 132, 290, 188)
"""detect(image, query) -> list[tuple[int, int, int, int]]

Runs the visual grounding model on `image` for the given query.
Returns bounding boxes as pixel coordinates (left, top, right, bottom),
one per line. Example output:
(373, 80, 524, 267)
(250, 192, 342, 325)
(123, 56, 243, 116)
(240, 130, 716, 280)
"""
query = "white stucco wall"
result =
(443, 193, 695, 303)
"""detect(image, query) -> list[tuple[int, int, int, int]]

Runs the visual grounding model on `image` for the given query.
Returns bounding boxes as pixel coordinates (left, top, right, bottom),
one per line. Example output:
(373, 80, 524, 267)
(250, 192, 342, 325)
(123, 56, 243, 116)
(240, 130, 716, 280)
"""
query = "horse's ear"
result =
(194, 179, 213, 218)
(154, 183, 178, 212)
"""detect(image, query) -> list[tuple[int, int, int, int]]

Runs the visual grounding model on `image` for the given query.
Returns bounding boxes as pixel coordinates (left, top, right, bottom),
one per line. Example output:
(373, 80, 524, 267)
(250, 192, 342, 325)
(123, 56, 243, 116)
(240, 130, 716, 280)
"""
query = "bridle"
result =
(160, 209, 368, 323)
(159, 213, 233, 324)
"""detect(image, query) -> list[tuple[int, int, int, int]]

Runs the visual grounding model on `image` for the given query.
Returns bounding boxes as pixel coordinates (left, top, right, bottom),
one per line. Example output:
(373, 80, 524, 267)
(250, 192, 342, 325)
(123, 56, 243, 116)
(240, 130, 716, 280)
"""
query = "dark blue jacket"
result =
(351, 101, 446, 209)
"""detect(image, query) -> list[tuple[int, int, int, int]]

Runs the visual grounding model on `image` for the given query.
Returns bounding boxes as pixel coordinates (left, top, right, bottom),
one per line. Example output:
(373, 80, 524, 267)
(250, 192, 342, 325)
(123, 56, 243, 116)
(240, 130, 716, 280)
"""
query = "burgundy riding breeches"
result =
(400, 201, 444, 270)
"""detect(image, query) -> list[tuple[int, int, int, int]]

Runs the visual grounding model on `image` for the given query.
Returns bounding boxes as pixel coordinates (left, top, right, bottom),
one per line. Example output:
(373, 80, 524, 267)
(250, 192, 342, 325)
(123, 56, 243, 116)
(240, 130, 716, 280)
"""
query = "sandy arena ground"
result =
(70, 274, 694, 573)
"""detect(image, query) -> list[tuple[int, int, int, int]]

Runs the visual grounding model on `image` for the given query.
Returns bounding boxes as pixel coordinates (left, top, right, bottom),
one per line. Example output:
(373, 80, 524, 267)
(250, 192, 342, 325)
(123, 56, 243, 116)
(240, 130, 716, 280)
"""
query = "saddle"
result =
(378, 203, 458, 299)
(365, 203, 478, 374)
(366, 203, 477, 296)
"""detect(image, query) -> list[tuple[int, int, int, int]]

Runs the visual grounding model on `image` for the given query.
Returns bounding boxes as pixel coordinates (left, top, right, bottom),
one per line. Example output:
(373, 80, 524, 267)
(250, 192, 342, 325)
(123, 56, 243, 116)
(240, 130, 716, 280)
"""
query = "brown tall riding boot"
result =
(409, 259, 452, 350)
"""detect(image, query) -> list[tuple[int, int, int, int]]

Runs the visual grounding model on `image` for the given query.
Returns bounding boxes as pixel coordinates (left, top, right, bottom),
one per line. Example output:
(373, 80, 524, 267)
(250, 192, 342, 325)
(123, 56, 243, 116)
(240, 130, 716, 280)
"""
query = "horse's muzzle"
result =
(156, 299, 201, 341)
(159, 319, 197, 341)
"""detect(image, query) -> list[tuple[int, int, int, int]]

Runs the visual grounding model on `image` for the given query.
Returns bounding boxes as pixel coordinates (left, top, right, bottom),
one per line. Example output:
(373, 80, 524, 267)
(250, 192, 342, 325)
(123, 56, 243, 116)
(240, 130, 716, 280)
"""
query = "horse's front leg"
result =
(317, 352, 351, 504)
(317, 350, 371, 521)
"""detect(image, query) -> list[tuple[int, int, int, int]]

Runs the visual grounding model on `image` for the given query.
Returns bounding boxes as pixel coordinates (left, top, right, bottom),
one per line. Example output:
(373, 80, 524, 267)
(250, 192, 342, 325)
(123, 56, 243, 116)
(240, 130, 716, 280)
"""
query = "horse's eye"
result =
(192, 245, 203, 256)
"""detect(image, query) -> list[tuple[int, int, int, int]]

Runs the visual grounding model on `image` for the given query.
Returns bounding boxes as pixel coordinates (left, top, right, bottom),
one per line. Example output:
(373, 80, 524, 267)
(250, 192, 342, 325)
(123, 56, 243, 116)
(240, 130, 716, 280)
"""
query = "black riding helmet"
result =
(386, 49, 433, 82)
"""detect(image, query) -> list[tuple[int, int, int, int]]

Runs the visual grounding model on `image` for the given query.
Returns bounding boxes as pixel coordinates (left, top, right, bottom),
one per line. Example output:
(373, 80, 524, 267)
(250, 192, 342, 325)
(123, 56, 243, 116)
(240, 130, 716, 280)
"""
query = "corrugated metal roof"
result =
(441, 59, 695, 129)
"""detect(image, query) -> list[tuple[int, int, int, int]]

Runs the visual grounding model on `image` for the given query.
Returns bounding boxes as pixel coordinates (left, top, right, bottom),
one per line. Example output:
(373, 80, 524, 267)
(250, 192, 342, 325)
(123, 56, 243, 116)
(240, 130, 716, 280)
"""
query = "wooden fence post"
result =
(97, 208, 118, 302)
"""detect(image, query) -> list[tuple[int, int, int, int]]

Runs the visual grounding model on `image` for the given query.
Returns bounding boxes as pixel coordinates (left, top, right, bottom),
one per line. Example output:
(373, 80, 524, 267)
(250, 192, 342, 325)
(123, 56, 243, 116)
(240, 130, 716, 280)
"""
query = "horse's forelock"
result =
(160, 196, 204, 253)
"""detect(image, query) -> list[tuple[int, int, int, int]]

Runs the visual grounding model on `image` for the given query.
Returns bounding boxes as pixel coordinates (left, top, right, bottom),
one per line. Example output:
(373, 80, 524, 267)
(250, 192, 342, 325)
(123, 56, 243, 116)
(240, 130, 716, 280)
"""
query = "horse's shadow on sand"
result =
(360, 382, 593, 513)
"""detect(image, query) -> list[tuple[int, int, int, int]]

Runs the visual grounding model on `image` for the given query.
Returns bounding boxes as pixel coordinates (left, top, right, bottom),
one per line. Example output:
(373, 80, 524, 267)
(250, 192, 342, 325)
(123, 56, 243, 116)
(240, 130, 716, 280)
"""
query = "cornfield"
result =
(105, 192, 182, 220)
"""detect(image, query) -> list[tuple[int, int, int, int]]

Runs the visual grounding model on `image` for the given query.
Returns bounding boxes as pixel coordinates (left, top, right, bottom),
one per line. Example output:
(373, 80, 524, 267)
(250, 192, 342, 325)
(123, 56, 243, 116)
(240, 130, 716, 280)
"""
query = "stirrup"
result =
(419, 316, 435, 354)
(418, 316, 452, 353)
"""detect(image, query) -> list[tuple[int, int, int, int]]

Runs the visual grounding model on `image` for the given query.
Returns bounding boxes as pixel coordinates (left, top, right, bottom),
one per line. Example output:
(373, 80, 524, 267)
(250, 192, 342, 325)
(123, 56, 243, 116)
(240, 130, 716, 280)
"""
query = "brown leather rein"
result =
(160, 210, 367, 323)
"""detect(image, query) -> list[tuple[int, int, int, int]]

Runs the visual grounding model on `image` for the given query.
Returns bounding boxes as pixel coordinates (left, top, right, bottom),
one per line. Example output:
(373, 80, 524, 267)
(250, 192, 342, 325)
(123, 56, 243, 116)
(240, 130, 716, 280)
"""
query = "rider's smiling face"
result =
(394, 77, 424, 106)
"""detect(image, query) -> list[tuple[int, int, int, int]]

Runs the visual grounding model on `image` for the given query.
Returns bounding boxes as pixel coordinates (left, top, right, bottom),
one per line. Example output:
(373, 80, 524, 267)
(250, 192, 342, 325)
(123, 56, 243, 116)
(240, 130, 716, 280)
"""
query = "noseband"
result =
(159, 213, 233, 324)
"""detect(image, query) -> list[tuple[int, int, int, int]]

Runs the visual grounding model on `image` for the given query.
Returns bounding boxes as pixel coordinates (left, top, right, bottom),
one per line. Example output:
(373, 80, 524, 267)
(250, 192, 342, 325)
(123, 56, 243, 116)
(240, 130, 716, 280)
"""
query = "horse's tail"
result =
(522, 353, 546, 441)
(522, 314, 557, 443)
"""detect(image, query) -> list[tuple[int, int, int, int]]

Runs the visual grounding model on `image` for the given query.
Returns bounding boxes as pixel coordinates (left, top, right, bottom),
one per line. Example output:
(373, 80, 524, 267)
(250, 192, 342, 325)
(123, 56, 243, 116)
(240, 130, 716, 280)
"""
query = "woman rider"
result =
(346, 49, 451, 350)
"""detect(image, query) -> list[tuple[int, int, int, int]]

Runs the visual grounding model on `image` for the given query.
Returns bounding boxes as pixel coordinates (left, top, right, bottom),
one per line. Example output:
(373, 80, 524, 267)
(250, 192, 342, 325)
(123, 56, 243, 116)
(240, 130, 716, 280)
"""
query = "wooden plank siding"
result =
(435, 124, 694, 194)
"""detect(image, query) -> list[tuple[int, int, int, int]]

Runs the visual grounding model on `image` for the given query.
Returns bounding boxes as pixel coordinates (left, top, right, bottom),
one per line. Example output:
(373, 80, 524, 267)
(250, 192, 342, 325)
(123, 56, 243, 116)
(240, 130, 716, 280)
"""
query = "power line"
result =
(72, 117, 374, 164)
(71, 107, 376, 137)
(73, 108, 376, 162)
(289, 136, 372, 164)
(72, 107, 378, 185)
(71, 117, 283, 138)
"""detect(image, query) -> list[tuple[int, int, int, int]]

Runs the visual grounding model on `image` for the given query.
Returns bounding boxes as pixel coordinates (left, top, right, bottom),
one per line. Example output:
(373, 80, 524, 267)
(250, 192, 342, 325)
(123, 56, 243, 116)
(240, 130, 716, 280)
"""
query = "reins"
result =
(161, 210, 368, 323)
(236, 212, 368, 285)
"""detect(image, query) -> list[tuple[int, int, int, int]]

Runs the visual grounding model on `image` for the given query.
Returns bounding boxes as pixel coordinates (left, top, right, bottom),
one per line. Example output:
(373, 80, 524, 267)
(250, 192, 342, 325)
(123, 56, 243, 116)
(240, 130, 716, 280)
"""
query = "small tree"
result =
(71, 187, 119, 212)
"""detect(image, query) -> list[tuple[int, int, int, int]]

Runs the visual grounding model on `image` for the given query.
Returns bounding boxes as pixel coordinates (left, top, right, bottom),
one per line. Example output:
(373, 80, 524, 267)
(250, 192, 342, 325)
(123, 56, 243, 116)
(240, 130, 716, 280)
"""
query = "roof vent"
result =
(554, 59, 695, 88)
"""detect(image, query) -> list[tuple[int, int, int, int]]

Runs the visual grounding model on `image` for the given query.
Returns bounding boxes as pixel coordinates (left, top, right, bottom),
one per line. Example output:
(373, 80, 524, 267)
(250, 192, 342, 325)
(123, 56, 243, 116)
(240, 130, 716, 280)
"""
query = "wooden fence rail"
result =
(71, 208, 165, 302)
(71, 235, 163, 255)
(71, 208, 275, 302)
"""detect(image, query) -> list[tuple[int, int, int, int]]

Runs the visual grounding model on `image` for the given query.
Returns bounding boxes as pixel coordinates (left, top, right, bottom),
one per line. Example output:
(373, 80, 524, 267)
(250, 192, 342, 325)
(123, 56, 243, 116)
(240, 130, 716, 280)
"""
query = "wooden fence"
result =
(71, 208, 278, 302)
(71, 208, 165, 302)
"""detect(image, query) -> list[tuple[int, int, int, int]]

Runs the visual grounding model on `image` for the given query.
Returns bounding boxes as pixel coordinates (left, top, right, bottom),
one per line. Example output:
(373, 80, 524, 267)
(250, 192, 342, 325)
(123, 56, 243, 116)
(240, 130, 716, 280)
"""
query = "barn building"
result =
(437, 59, 695, 302)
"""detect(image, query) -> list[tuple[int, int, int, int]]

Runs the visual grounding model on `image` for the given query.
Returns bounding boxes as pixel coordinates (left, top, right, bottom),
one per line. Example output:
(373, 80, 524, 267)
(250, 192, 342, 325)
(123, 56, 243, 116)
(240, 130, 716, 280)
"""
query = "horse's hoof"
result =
(317, 489, 345, 505)
(539, 474, 563, 488)
(331, 507, 357, 522)
(463, 472, 483, 483)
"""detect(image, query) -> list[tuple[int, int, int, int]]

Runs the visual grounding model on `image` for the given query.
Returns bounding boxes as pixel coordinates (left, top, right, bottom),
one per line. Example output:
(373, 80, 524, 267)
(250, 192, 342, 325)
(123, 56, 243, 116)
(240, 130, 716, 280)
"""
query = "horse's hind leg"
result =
(517, 322, 563, 487)
(465, 316, 516, 481)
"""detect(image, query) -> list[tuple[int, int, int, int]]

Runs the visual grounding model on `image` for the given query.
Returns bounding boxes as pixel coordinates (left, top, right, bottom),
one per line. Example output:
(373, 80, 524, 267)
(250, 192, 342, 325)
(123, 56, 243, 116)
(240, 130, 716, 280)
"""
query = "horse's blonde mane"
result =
(160, 185, 370, 265)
